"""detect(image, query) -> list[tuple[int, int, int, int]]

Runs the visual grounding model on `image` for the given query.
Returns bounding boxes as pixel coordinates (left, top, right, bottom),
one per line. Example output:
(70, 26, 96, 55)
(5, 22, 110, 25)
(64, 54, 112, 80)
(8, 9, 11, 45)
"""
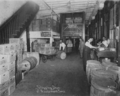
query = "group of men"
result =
(82, 36, 111, 71)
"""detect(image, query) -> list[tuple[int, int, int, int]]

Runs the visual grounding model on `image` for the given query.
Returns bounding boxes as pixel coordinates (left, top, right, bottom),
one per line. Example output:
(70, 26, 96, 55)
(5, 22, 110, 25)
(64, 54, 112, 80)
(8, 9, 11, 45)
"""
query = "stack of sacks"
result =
(0, 43, 16, 96)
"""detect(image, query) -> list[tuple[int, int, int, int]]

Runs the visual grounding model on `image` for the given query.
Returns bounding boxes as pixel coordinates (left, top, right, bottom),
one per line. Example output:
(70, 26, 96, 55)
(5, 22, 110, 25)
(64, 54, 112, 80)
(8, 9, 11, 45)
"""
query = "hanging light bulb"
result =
(92, 16, 95, 20)
(99, 2, 104, 10)
(67, 1, 71, 9)
(89, 22, 91, 25)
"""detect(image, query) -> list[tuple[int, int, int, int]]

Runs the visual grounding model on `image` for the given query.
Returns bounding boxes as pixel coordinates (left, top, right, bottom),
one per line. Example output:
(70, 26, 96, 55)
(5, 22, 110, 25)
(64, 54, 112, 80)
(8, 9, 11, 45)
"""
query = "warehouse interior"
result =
(0, 0, 120, 96)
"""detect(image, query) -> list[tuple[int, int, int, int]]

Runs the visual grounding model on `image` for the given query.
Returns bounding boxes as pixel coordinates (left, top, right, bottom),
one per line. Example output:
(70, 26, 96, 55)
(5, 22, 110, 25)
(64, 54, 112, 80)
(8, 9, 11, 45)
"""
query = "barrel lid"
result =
(61, 52, 66, 59)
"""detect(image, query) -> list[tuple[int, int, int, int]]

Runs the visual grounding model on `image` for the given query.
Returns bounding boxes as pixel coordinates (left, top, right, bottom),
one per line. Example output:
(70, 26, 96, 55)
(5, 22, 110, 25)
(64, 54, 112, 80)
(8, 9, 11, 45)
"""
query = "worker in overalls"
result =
(83, 38, 98, 72)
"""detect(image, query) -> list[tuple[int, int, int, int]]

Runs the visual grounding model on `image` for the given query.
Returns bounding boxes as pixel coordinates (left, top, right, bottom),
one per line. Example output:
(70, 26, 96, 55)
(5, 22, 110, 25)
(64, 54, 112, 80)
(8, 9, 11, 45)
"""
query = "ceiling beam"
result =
(40, 0, 59, 18)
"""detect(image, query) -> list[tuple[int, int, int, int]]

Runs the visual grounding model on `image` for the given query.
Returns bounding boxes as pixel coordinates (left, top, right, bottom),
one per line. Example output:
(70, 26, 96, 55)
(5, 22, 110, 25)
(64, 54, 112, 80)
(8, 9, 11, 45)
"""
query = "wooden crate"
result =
(0, 44, 10, 55)
(0, 81, 9, 91)
(9, 76, 15, 86)
(9, 38, 23, 44)
(8, 61, 15, 71)
(0, 55, 8, 65)
(8, 82, 16, 95)
(9, 67, 15, 78)
(0, 71, 9, 84)
(0, 87, 9, 96)
(0, 63, 8, 75)
(6, 53, 16, 63)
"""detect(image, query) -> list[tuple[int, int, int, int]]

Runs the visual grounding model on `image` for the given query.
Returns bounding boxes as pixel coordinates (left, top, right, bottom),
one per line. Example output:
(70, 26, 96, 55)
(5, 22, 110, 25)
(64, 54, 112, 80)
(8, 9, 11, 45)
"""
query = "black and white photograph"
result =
(0, 0, 120, 96)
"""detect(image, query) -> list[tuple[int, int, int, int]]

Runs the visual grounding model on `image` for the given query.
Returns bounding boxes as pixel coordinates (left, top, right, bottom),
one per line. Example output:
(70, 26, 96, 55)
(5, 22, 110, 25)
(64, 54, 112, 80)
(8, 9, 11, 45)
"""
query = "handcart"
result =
(37, 46, 57, 63)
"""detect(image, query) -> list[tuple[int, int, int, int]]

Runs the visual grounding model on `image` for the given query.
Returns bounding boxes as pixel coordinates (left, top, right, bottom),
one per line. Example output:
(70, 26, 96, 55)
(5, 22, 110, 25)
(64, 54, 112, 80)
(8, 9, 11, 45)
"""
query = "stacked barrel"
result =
(9, 38, 24, 86)
(86, 49, 120, 96)
(21, 52, 39, 73)
(0, 43, 16, 96)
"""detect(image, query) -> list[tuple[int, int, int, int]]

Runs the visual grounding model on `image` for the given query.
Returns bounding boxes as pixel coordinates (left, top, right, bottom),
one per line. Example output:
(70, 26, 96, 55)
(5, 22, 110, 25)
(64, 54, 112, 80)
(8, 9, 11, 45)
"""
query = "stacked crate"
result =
(0, 43, 16, 96)
(9, 38, 24, 85)
(39, 44, 55, 55)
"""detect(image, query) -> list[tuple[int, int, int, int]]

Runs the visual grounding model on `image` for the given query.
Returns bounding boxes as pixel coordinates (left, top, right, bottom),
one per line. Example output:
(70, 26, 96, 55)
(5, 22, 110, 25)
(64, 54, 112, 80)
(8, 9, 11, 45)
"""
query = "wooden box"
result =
(9, 38, 23, 44)
(0, 63, 8, 75)
(0, 44, 10, 55)
(0, 71, 9, 84)
(9, 76, 15, 86)
(0, 88, 9, 96)
(9, 68, 15, 78)
(0, 55, 8, 65)
(8, 82, 16, 95)
(8, 61, 15, 71)
(0, 81, 9, 91)
(9, 44, 16, 53)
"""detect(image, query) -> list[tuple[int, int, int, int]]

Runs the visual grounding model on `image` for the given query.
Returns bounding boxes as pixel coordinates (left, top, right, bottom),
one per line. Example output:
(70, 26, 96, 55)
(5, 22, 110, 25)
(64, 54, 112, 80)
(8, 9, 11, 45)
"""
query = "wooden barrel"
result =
(86, 60, 103, 83)
(102, 60, 117, 68)
(23, 52, 39, 66)
(90, 78, 117, 96)
(20, 57, 37, 72)
(91, 69, 117, 82)
(57, 51, 66, 60)
(107, 66, 120, 83)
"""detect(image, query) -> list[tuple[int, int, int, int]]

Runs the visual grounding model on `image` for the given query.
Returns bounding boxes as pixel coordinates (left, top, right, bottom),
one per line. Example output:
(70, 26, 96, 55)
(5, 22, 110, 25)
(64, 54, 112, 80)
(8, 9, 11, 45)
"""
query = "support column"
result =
(26, 26, 30, 52)
(83, 12, 85, 41)
(118, 1, 120, 66)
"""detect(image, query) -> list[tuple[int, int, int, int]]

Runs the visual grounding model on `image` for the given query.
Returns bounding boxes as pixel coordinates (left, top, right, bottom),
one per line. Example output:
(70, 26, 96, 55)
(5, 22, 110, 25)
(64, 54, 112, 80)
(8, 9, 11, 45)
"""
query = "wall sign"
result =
(41, 32, 51, 37)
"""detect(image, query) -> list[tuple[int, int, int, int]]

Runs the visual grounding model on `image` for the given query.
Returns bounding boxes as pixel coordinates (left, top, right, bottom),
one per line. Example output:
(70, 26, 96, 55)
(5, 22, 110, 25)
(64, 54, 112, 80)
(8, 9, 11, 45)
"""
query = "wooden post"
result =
(118, 1, 120, 66)
(83, 12, 85, 41)
(26, 26, 30, 52)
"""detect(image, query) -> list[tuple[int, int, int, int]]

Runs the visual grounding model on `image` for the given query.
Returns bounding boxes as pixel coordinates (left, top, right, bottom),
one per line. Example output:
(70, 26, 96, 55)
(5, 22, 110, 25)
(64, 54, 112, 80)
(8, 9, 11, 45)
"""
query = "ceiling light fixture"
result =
(99, 2, 104, 10)
(92, 16, 95, 20)
(67, 1, 71, 9)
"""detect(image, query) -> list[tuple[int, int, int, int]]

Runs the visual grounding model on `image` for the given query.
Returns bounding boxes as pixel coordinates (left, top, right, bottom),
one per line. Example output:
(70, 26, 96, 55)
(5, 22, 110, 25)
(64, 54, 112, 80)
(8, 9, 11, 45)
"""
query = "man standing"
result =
(79, 37, 85, 58)
(66, 38, 73, 54)
(83, 38, 98, 71)
(59, 40, 66, 52)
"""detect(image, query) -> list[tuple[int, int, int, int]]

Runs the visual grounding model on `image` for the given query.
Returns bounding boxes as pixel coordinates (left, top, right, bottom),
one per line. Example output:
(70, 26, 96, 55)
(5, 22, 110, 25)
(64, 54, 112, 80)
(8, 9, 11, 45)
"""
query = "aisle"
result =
(11, 53, 89, 96)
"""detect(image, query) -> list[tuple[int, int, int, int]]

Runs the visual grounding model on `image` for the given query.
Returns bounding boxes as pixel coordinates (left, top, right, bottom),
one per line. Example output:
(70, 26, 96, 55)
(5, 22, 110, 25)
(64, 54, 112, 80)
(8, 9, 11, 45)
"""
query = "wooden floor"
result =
(11, 52, 89, 96)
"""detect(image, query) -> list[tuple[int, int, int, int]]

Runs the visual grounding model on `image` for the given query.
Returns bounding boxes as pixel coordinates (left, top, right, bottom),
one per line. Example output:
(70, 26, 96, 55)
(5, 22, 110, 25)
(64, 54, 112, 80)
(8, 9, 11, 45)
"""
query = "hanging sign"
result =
(63, 24, 82, 36)
(65, 17, 82, 25)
